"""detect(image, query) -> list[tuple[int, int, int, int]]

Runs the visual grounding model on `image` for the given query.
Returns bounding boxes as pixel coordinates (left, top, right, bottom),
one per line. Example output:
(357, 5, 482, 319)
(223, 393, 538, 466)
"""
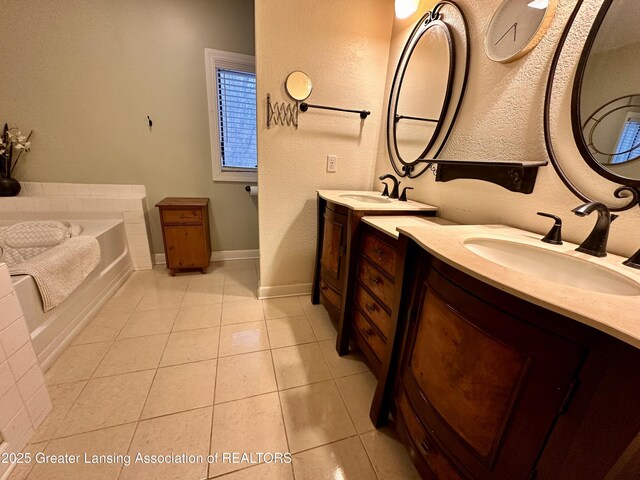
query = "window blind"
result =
(613, 118, 640, 164)
(216, 68, 257, 170)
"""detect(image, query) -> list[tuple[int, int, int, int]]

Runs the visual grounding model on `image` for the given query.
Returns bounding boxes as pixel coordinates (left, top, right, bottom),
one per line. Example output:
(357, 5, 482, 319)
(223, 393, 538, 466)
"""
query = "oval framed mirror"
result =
(545, 0, 640, 211)
(572, 0, 640, 189)
(386, 1, 470, 178)
(285, 71, 313, 102)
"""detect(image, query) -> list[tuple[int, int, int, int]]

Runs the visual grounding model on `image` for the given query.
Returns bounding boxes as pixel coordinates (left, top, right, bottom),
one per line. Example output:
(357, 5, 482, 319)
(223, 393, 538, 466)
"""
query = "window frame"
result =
(612, 112, 640, 164)
(205, 48, 257, 183)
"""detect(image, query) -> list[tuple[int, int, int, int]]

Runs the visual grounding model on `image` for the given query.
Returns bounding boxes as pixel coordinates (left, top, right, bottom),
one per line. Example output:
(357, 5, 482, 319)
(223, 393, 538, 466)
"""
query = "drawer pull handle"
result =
(376, 248, 385, 260)
(362, 327, 374, 338)
(366, 303, 378, 313)
(420, 438, 431, 453)
(369, 276, 382, 286)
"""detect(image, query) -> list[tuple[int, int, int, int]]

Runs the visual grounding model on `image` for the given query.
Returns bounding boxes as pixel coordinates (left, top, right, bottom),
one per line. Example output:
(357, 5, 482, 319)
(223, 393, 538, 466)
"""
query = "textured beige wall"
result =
(375, 0, 640, 258)
(0, 0, 258, 254)
(255, 0, 394, 293)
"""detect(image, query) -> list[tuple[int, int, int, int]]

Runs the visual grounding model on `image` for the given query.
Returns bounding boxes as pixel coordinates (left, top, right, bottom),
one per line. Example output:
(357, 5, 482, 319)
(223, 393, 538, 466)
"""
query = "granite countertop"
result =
(317, 190, 437, 212)
(362, 215, 457, 239)
(397, 223, 640, 349)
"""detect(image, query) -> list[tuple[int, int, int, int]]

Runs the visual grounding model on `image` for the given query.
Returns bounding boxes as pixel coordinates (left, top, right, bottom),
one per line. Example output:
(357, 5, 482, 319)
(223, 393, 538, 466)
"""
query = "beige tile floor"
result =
(10, 259, 419, 480)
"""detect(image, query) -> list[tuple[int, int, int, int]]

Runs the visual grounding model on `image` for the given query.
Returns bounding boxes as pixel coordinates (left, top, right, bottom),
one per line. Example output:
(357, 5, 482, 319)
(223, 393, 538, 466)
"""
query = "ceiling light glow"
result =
(395, 0, 421, 19)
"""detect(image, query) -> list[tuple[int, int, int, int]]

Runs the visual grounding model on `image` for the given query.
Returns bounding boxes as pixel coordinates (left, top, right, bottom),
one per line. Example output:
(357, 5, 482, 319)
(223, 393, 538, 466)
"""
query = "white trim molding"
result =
(204, 48, 257, 183)
(211, 249, 259, 261)
(154, 249, 259, 265)
(257, 282, 312, 299)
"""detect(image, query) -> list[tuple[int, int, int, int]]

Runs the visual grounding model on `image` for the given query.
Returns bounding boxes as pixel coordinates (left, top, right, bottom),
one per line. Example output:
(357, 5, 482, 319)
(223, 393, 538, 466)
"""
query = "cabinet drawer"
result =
(353, 309, 386, 361)
(357, 259, 395, 307)
(362, 232, 397, 278)
(320, 280, 342, 312)
(162, 208, 203, 224)
(398, 389, 465, 480)
(354, 283, 392, 338)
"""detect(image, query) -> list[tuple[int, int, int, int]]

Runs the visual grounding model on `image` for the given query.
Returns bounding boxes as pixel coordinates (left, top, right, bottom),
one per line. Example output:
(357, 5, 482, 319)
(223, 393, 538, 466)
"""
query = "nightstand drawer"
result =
(397, 388, 464, 480)
(353, 308, 386, 361)
(354, 283, 392, 338)
(357, 258, 395, 307)
(162, 208, 203, 224)
(362, 232, 397, 278)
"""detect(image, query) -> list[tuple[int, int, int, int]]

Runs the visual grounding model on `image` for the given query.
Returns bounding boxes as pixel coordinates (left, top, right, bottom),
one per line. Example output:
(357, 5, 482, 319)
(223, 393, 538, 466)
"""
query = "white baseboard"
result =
(211, 249, 259, 261)
(257, 282, 312, 299)
(154, 249, 259, 266)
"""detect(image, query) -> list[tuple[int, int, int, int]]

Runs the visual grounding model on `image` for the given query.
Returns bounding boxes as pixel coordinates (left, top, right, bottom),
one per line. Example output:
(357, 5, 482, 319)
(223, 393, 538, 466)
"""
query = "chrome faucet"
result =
(572, 202, 617, 257)
(379, 174, 400, 199)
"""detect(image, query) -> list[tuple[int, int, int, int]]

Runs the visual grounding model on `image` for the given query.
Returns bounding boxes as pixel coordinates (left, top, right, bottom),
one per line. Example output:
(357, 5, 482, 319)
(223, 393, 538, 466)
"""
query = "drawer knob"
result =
(366, 303, 378, 313)
(362, 327, 374, 338)
(369, 275, 382, 286)
(376, 248, 385, 260)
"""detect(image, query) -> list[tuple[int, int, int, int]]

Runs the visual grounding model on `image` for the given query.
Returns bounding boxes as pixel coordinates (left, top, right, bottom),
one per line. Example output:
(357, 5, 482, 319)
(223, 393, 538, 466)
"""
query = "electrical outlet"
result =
(327, 155, 337, 173)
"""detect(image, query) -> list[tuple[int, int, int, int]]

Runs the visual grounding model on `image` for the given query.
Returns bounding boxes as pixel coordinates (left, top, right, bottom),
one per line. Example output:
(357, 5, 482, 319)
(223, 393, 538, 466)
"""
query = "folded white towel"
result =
(10, 236, 101, 312)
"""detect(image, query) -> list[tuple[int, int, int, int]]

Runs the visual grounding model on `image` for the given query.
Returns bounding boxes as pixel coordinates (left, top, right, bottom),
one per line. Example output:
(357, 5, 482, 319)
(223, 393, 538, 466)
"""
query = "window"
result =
(205, 49, 257, 182)
(612, 112, 640, 164)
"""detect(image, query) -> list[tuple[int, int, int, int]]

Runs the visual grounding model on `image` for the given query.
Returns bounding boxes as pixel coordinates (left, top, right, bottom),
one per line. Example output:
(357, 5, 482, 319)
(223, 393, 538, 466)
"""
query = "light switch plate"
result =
(327, 155, 337, 173)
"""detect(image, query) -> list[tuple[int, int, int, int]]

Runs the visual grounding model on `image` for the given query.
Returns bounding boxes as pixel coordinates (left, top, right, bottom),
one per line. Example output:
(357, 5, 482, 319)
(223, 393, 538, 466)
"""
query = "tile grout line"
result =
(112, 272, 178, 479)
(332, 373, 379, 478)
(208, 284, 224, 480)
(115, 309, 174, 480)
(358, 432, 382, 480)
(261, 298, 297, 480)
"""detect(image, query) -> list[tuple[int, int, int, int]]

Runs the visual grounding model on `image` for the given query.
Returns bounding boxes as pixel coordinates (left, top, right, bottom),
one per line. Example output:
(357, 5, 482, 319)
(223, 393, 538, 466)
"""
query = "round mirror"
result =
(387, 3, 470, 178)
(285, 71, 313, 101)
(574, 0, 640, 186)
(395, 22, 452, 162)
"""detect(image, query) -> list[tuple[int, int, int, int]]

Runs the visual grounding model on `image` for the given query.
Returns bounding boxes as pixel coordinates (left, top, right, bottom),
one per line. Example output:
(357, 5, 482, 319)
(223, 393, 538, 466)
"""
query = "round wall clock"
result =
(485, 0, 558, 63)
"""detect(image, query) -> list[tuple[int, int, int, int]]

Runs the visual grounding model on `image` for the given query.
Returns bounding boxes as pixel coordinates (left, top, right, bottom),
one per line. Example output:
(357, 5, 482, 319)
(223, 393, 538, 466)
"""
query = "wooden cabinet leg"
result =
(201, 268, 207, 274)
(170, 269, 176, 276)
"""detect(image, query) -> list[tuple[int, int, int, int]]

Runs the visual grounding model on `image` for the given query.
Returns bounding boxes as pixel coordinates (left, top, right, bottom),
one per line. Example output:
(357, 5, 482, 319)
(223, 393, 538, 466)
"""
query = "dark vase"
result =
(0, 177, 21, 197)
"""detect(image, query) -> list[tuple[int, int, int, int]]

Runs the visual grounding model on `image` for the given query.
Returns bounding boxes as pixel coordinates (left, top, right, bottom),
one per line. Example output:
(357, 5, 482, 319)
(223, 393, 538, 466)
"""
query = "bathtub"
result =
(5, 219, 133, 370)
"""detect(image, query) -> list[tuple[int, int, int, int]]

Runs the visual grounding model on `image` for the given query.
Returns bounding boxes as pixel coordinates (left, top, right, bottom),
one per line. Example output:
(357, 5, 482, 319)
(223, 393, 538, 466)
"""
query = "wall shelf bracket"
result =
(266, 93, 298, 129)
(432, 159, 548, 194)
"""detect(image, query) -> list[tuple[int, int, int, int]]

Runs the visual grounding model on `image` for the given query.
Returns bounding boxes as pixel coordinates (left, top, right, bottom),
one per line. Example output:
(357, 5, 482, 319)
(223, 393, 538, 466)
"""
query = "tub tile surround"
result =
(0, 264, 52, 480)
(3, 260, 419, 479)
(0, 182, 152, 270)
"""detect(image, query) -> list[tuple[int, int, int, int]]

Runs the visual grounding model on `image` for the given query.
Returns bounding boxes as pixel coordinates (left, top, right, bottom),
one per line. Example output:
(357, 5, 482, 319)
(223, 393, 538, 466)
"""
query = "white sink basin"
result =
(464, 238, 640, 296)
(339, 194, 391, 204)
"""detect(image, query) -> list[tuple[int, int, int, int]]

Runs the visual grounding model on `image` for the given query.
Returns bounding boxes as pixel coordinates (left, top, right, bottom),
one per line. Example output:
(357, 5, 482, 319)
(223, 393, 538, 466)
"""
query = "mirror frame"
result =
(545, 0, 640, 211)
(386, 1, 470, 179)
(571, 0, 640, 189)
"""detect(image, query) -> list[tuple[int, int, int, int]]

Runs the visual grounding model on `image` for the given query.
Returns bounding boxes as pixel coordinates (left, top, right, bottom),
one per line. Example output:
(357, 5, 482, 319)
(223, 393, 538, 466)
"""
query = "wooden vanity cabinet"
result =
(317, 203, 349, 322)
(156, 197, 211, 276)
(389, 238, 640, 480)
(351, 225, 400, 376)
(312, 195, 435, 358)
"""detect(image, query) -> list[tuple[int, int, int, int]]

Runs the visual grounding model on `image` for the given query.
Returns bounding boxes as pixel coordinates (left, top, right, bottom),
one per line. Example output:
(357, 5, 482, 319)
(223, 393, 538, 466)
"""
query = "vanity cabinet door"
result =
(320, 207, 347, 289)
(398, 258, 586, 480)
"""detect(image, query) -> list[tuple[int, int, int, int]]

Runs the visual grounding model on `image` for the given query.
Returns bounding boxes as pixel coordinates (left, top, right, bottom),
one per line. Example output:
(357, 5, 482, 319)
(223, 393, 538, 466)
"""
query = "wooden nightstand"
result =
(156, 197, 211, 276)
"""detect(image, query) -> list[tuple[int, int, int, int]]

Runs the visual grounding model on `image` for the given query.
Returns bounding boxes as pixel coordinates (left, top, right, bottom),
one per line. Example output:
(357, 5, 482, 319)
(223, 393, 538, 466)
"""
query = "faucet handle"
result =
(399, 186, 414, 202)
(537, 212, 563, 245)
(623, 247, 640, 269)
(381, 181, 390, 197)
